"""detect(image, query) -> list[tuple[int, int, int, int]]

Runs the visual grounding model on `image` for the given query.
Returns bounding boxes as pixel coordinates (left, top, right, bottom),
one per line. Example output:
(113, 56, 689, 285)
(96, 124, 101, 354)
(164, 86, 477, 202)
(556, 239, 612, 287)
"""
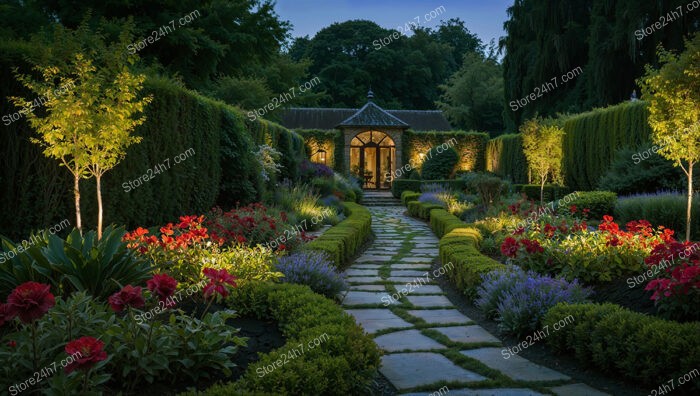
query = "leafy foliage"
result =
(520, 118, 564, 202)
(640, 33, 700, 241)
(0, 227, 151, 300)
(420, 146, 459, 180)
(438, 52, 504, 133)
(598, 147, 685, 194)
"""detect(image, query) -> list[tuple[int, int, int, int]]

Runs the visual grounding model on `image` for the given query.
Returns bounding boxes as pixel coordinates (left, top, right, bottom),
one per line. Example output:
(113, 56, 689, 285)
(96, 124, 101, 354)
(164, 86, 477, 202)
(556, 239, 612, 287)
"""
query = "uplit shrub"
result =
(597, 147, 684, 194)
(421, 146, 459, 180)
(275, 251, 347, 298)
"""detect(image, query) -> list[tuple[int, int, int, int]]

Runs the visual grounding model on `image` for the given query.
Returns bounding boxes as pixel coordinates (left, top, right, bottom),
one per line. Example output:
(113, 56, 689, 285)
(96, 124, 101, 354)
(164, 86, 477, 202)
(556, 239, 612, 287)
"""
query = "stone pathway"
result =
(340, 206, 610, 396)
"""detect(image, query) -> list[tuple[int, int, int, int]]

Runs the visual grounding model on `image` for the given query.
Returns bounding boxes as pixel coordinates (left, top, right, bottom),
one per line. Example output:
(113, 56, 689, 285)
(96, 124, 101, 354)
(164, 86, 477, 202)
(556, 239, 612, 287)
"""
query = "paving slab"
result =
(390, 270, 430, 277)
(343, 291, 397, 306)
(460, 348, 570, 382)
(380, 352, 486, 390)
(352, 264, 382, 269)
(356, 255, 393, 262)
(345, 276, 383, 284)
(407, 309, 472, 324)
(406, 295, 454, 308)
(349, 284, 387, 291)
(401, 389, 545, 396)
(395, 284, 444, 294)
(402, 257, 436, 263)
(387, 276, 435, 284)
(391, 264, 432, 269)
(346, 269, 379, 276)
(374, 329, 447, 352)
(344, 309, 412, 334)
(433, 326, 501, 344)
(549, 384, 611, 396)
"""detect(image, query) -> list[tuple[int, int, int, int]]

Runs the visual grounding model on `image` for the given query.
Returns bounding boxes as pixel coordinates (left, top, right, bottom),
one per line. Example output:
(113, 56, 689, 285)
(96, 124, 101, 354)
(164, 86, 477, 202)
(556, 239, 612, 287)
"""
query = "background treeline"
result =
(502, 0, 700, 131)
(0, 41, 305, 239)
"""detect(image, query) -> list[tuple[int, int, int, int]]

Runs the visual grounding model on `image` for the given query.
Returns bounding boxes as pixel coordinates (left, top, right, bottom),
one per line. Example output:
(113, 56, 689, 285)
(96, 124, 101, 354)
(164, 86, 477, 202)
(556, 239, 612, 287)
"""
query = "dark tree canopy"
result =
(289, 19, 484, 110)
(501, 0, 700, 132)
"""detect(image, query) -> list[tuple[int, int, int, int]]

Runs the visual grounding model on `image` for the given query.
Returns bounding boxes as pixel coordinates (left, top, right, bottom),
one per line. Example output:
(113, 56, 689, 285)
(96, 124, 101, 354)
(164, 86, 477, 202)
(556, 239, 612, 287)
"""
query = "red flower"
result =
(500, 237, 520, 258)
(543, 223, 557, 238)
(146, 274, 178, 302)
(108, 285, 145, 312)
(569, 205, 577, 214)
(202, 268, 238, 298)
(606, 236, 622, 247)
(7, 340, 16, 348)
(521, 239, 544, 254)
(64, 336, 107, 373)
(513, 227, 525, 236)
(0, 303, 14, 327)
(7, 282, 55, 323)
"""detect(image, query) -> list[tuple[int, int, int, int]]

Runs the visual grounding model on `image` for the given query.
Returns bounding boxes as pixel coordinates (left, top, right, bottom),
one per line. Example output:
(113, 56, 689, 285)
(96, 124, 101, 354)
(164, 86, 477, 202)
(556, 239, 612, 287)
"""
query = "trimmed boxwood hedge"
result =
(439, 227, 507, 300)
(187, 282, 381, 395)
(429, 208, 466, 238)
(304, 202, 371, 269)
(407, 201, 443, 220)
(543, 302, 700, 391)
(401, 190, 421, 206)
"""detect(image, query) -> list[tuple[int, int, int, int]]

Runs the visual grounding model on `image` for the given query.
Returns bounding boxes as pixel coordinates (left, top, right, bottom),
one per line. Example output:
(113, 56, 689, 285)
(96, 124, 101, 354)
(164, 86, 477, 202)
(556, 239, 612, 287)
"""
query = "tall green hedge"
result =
(562, 102, 652, 190)
(403, 130, 488, 173)
(485, 134, 528, 183)
(0, 42, 304, 238)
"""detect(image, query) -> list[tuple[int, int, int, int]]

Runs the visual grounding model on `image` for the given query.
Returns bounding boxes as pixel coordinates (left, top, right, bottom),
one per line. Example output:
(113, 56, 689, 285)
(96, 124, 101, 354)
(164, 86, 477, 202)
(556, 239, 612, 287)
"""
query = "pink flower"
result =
(202, 268, 238, 298)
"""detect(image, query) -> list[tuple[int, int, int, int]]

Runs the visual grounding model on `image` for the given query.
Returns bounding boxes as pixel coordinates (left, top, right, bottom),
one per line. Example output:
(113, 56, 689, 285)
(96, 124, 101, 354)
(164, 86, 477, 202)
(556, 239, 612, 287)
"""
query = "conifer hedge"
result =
(485, 134, 528, 183)
(561, 102, 652, 190)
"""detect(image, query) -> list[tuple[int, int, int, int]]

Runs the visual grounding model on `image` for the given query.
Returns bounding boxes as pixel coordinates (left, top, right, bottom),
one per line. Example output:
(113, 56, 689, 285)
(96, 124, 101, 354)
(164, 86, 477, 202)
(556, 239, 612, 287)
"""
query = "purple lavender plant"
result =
(476, 266, 592, 337)
(275, 251, 347, 298)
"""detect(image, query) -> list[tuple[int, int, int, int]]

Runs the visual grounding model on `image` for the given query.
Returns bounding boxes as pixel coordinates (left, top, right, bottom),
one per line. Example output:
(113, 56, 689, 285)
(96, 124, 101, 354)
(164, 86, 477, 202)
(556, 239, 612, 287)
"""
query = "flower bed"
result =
(186, 282, 381, 395)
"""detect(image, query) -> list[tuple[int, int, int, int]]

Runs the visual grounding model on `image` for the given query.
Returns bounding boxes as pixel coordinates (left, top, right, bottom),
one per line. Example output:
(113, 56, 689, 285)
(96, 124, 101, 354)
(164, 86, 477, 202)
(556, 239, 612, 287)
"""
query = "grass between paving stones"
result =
(388, 307, 476, 328)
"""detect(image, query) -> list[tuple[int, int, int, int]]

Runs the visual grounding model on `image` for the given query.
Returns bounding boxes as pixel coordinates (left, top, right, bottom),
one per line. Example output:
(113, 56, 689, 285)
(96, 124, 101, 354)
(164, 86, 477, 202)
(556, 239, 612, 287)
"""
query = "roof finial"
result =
(367, 87, 374, 100)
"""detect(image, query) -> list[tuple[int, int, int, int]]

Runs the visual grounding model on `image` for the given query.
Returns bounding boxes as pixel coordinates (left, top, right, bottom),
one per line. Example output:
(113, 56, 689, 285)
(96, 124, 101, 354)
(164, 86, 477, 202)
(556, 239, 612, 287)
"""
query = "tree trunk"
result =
(540, 176, 546, 205)
(686, 162, 694, 242)
(74, 174, 82, 234)
(96, 175, 103, 240)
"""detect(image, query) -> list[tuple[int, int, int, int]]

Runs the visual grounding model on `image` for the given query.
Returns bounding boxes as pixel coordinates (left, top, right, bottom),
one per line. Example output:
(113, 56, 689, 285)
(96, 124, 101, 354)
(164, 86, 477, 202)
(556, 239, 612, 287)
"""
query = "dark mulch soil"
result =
(123, 303, 285, 395)
(432, 257, 649, 396)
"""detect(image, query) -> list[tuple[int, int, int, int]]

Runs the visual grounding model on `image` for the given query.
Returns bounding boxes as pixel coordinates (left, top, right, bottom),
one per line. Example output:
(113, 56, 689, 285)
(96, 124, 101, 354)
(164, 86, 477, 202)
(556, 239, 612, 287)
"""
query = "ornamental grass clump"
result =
(275, 251, 347, 298)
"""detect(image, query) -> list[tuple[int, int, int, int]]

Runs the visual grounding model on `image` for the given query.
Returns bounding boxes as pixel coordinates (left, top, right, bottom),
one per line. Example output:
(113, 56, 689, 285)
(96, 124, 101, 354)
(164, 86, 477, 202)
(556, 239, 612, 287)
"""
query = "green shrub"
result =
(429, 209, 467, 238)
(0, 226, 151, 300)
(401, 190, 421, 205)
(275, 251, 347, 298)
(559, 191, 617, 219)
(407, 201, 443, 220)
(615, 192, 700, 240)
(544, 302, 700, 390)
(439, 227, 507, 300)
(304, 203, 371, 269)
(192, 283, 381, 395)
(402, 130, 488, 174)
(597, 147, 685, 194)
(468, 174, 505, 205)
(420, 146, 459, 180)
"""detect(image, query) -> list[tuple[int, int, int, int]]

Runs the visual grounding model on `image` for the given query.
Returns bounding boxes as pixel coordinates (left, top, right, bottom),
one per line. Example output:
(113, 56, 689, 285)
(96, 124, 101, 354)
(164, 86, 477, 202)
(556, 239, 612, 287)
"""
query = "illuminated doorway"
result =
(350, 131, 396, 189)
